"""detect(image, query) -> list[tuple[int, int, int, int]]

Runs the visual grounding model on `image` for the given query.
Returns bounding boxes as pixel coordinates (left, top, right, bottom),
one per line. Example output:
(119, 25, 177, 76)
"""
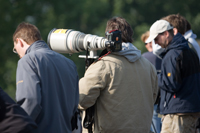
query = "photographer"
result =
(78, 17, 159, 133)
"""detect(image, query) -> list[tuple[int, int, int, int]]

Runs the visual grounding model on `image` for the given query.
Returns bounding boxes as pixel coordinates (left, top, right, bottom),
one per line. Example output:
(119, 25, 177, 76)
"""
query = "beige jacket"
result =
(79, 43, 158, 133)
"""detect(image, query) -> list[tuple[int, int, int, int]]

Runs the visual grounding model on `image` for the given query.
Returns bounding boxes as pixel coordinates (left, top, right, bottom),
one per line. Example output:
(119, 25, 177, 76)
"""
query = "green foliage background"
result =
(0, 0, 200, 99)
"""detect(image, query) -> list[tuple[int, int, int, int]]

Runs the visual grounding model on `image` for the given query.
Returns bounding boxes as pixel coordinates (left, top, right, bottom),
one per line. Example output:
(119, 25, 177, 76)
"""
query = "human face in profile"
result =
(154, 31, 168, 48)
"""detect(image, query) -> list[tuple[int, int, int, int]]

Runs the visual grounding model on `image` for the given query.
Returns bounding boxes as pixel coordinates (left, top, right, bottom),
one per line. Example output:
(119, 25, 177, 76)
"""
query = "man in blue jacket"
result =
(146, 20, 200, 133)
(13, 22, 79, 133)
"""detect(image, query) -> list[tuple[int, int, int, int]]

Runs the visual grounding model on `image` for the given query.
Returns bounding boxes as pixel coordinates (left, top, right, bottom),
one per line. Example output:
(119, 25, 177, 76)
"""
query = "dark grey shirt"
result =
(142, 51, 162, 72)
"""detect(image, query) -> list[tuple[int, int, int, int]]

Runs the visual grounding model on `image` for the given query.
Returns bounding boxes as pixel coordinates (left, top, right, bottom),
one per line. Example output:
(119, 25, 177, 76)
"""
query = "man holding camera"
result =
(78, 17, 159, 133)
(13, 22, 79, 133)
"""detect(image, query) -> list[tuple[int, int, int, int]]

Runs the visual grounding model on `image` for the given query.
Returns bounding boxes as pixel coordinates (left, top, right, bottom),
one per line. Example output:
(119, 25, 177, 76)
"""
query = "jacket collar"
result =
(160, 33, 189, 58)
(25, 40, 49, 54)
(167, 33, 188, 50)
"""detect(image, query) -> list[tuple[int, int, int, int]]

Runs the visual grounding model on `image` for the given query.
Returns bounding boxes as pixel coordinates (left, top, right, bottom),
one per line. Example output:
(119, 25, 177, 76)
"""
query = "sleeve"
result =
(158, 53, 182, 93)
(188, 38, 200, 58)
(78, 61, 107, 110)
(16, 59, 42, 121)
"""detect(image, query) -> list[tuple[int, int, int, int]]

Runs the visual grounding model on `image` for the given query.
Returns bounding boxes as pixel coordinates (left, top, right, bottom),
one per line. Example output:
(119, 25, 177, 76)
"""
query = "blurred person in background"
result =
(183, 18, 200, 61)
(141, 31, 162, 72)
(141, 31, 162, 133)
(162, 14, 198, 55)
(161, 14, 186, 35)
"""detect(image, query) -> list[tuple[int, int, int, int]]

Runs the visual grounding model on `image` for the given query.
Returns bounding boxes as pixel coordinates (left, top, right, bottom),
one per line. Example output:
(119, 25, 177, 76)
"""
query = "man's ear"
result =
(173, 28, 178, 35)
(17, 38, 25, 47)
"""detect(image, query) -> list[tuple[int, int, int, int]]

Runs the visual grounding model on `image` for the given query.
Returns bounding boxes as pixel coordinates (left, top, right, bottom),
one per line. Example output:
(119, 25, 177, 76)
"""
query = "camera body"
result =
(105, 30, 122, 52)
(47, 28, 122, 54)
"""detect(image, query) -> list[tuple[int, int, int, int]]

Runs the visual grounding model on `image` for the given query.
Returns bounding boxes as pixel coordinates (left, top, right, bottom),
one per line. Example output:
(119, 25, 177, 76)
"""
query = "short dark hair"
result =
(162, 14, 186, 35)
(105, 17, 133, 43)
(13, 22, 42, 45)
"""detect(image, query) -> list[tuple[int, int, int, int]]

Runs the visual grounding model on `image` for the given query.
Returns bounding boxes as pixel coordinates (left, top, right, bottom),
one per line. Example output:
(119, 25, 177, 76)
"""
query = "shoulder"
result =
(88, 58, 106, 71)
(142, 52, 157, 59)
(17, 54, 38, 73)
(162, 49, 184, 66)
(19, 51, 41, 66)
(139, 56, 157, 75)
(87, 54, 123, 72)
(18, 54, 33, 65)
(99, 54, 123, 63)
(142, 51, 152, 56)
(101, 54, 129, 68)
(140, 56, 155, 66)
(164, 50, 178, 60)
(188, 38, 199, 46)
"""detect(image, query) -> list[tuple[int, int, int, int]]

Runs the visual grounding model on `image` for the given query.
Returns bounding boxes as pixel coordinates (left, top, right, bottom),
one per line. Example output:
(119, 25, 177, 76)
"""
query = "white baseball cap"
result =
(145, 20, 173, 43)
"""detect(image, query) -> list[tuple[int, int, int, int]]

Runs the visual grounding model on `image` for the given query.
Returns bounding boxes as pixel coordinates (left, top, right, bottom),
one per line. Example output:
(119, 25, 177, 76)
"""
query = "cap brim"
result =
(145, 33, 158, 43)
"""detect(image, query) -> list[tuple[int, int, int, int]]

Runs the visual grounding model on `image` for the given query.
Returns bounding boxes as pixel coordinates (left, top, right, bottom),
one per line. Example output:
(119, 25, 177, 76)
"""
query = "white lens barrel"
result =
(48, 28, 108, 54)
(48, 29, 73, 53)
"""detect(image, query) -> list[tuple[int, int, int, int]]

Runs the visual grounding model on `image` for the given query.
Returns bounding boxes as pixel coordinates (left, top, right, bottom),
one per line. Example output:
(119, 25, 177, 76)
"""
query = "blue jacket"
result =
(158, 33, 200, 115)
(16, 40, 79, 133)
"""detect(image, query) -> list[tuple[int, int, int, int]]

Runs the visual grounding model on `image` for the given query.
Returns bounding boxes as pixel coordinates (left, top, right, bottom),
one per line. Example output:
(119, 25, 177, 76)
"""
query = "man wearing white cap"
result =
(146, 20, 200, 133)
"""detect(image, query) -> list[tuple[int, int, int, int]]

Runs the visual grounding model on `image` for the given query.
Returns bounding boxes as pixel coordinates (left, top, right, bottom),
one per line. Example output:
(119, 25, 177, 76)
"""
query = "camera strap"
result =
(98, 51, 111, 61)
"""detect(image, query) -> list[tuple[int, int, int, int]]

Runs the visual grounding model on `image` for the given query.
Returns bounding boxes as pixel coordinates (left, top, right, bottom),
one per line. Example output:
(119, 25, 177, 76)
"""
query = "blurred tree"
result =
(0, 0, 199, 99)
